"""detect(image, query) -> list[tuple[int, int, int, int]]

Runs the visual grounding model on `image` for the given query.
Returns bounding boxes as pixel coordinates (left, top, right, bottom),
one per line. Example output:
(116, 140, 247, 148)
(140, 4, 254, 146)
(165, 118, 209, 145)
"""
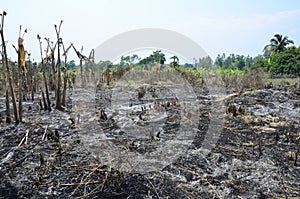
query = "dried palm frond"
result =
(18, 37, 26, 74)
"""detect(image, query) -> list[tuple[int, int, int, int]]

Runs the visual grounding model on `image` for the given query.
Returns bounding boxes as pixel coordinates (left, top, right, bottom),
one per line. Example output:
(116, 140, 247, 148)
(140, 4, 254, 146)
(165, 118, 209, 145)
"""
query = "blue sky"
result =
(2, 0, 300, 63)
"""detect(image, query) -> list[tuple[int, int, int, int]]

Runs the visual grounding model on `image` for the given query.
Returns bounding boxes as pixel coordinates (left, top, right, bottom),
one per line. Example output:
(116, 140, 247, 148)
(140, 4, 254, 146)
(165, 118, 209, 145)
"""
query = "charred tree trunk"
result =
(17, 63, 25, 123)
(85, 61, 89, 84)
(55, 22, 63, 110)
(62, 73, 67, 107)
(1, 20, 19, 123)
(41, 69, 51, 111)
(38, 95, 43, 111)
(61, 43, 71, 108)
(44, 73, 52, 111)
(18, 79, 23, 122)
(30, 75, 35, 101)
(38, 35, 52, 112)
(0, 70, 5, 91)
(55, 58, 62, 110)
(5, 89, 11, 123)
(88, 49, 95, 83)
(80, 58, 84, 87)
(41, 89, 48, 111)
(0, 69, 2, 91)
(50, 53, 56, 90)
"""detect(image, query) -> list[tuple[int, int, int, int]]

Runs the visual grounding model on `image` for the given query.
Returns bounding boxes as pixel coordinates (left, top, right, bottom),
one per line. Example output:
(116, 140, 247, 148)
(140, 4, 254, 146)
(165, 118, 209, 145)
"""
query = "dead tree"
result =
(61, 43, 72, 107)
(44, 38, 57, 91)
(0, 59, 2, 90)
(80, 46, 84, 86)
(103, 68, 111, 85)
(37, 34, 51, 111)
(54, 20, 63, 110)
(0, 11, 19, 123)
(1, 43, 10, 123)
(41, 90, 48, 111)
(12, 26, 28, 122)
(88, 49, 95, 82)
(71, 44, 86, 86)
(26, 53, 36, 101)
(5, 89, 11, 123)
(84, 49, 95, 83)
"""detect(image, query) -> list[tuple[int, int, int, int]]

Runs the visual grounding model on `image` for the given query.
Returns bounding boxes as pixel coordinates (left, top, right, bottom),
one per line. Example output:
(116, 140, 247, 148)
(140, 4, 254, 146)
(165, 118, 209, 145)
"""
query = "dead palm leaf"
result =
(18, 37, 27, 74)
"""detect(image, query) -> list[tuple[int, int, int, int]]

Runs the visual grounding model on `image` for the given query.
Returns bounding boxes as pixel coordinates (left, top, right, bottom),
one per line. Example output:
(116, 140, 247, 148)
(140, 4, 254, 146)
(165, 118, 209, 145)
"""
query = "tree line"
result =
(214, 34, 299, 76)
(110, 33, 299, 76)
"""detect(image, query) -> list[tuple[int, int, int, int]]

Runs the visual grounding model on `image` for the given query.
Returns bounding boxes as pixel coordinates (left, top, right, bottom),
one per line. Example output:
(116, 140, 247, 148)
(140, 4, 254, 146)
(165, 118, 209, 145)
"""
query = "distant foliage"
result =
(194, 56, 213, 69)
(251, 46, 300, 76)
(139, 50, 165, 65)
(214, 53, 254, 70)
(258, 34, 299, 76)
(271, 46, 300, 75)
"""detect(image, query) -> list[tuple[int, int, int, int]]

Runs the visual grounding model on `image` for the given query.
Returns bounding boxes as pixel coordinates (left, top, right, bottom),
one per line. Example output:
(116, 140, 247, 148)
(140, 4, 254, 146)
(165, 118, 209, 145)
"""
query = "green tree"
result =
(271, 46, 300, 75)
(198, 56, 213, 68)
(263, 34, 294, 57)
(130, 54, 140, 65)
(97, 60, 112, 71)
(151, 50, 165, 63)
(67, 60, 76, 70)
(232, 55, 246, 70)
(139, 50, 165, 65)
(215, 53, 254, 70)
(139, 56, 154, 65)
(120, 55, 131, 66)
(214, 53, 226, 68)
(251, 55, 270, 72)
(245, 55, 254, 68)
(183, 63, 194, 68)
(120, 54, 140, 66)
(170, 55, 179, 67)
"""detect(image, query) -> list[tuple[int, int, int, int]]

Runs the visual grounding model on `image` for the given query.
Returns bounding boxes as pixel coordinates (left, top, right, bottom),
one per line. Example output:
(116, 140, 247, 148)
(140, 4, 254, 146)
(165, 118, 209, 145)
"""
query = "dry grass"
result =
(219, 68, 269, 91)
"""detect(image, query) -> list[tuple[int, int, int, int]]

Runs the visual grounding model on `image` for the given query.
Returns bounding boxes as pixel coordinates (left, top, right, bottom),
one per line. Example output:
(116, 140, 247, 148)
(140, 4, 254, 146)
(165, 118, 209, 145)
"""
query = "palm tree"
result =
(170, 55, 179, 67)
(264, 34, 294, 56)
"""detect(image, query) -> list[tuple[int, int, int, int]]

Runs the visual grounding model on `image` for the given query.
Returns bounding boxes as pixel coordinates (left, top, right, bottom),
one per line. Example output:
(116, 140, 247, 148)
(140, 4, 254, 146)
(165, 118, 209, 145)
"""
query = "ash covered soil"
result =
(0, 79, 300, 198)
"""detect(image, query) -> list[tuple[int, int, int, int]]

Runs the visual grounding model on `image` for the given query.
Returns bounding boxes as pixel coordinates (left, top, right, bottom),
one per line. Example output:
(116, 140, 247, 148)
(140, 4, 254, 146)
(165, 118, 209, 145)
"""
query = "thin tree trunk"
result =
(43, 72, 51, 111)
(62, 73, 67, 107)
(38, 36, 52, 112)
(61, 46, 70, 107)
(55, 49, 62, 110)
(41, 90, 48, 111)
(50, 54, 56, 90)
(85, 62, 89, 83)
(5, 89, 11, 123)
(18, 78, 23, 122)
(1, 28, 19, 123)
(38, 95, 43, 111)
(0, 70, 2, 90)
(80, 59, 83, 86)
(30, 75, 34, 101)
(1, 70, 4, 91)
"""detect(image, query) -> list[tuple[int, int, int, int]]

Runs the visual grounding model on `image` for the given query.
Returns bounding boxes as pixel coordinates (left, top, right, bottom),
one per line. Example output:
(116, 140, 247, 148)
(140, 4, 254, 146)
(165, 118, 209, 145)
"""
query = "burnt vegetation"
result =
(0, 11, 300, 199)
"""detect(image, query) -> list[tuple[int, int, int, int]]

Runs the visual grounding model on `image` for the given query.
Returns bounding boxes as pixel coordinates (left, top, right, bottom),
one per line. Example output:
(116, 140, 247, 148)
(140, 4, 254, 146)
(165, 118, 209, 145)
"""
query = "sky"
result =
(2, 0, 300, 64)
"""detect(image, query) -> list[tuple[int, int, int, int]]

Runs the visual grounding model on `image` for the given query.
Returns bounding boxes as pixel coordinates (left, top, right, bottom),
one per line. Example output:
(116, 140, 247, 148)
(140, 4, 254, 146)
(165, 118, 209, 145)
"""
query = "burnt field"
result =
(0, 76, 300, 199)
